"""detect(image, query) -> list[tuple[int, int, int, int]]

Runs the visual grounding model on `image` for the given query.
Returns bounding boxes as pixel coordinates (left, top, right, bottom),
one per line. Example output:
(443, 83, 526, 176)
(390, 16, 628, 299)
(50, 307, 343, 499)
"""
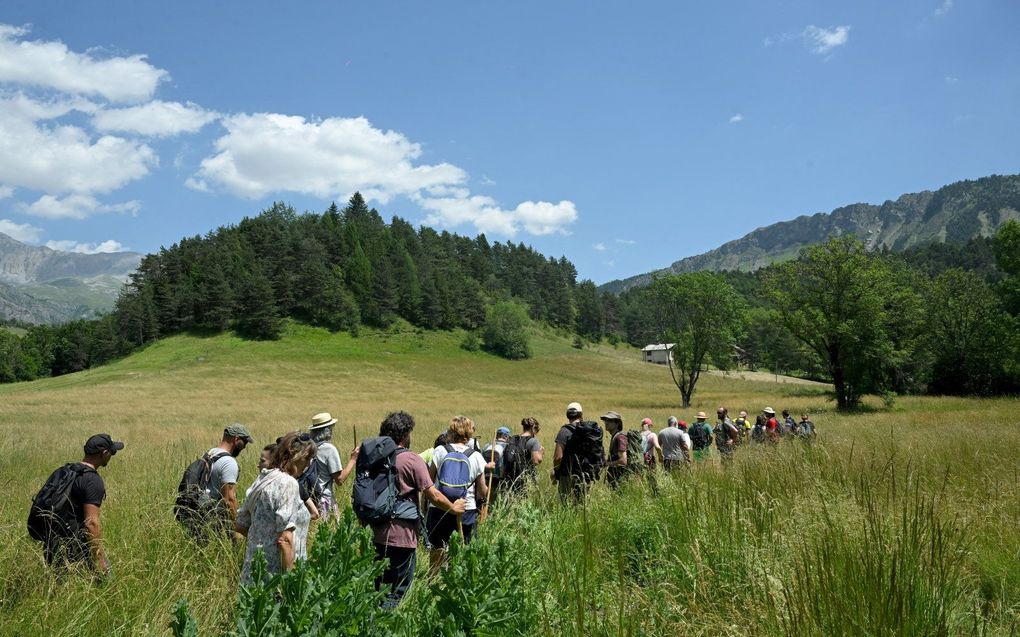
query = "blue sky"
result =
(0, 0, 1017, 283)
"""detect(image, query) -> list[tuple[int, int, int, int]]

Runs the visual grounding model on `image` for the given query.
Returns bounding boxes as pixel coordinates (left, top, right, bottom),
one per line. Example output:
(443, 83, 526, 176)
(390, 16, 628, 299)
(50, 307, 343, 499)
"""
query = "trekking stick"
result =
(479, 428, 498, 523)
(353, 425, 358, 448)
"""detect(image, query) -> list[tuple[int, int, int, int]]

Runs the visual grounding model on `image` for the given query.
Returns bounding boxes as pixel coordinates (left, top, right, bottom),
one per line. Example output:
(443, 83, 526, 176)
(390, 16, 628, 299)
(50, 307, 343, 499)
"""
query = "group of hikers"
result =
(27, 401, 815, 608)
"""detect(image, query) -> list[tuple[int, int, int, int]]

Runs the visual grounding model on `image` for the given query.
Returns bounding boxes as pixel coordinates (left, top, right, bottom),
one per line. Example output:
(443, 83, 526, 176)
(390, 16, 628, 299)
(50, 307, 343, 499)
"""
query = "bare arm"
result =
(531, 448, 544, 465)
(474, 472, 488, 504)
(304, 498, 320, 520)
(82, 503, 109, 574)
(220, 484, 239, 520)
(424, 486, 466, 515)
(333, 446, 360, 486)
(653, 434, 663, 463)
(277, 529, 295, 571)
(553, 443, 565, 472)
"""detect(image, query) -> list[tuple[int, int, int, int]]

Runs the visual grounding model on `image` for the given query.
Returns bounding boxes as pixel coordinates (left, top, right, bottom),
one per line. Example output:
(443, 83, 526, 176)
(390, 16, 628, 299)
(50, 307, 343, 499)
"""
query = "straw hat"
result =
(309, 412, 338, 430)
(763, 407, 776, 415)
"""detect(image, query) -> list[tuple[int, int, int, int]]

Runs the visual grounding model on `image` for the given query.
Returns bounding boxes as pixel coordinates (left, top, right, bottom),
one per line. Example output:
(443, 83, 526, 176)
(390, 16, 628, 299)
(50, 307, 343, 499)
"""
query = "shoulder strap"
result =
(443, 443, 455, 454)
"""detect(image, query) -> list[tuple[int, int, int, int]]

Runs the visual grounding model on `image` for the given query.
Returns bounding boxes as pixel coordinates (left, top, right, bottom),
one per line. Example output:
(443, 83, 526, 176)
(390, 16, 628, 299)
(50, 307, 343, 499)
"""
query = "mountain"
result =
(0, 233, 142, 324)
(601, 174, 1020, 293)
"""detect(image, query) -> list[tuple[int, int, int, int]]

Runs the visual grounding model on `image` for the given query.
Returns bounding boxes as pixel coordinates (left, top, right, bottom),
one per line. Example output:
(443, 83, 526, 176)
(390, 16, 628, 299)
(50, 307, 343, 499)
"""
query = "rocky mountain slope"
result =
(0, 233, 142, 323)
(601, 174, 1020, 293)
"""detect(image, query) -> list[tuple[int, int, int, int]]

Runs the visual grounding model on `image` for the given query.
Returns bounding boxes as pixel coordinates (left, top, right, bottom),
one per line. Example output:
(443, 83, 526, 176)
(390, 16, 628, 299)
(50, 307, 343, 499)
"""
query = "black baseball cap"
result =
(84, 433, 125, 455)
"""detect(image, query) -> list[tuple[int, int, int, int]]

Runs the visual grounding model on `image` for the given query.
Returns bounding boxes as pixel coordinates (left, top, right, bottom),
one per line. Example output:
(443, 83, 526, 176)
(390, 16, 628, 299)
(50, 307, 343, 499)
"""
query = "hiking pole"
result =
(479, 428, 498, 523)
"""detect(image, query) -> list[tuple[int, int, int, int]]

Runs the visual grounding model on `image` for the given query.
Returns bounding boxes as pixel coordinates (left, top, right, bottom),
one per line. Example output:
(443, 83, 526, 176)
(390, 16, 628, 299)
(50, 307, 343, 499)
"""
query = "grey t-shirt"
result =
(314, 441, 343, 501)
(658, 427, 688, 461)
(524, 436, 543, 456)
(205, 447, 239, 501)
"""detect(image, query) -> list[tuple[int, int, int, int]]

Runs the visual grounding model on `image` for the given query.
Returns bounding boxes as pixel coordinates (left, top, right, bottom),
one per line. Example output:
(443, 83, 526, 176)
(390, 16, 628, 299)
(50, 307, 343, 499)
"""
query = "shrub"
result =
(482, 301, 531, 360)
(460, 331, 481, 352)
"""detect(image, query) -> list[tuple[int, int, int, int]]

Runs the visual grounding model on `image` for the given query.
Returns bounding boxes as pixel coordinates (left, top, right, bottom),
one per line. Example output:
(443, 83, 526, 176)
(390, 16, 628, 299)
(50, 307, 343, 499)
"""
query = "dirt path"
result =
(705, 368, 832, 387)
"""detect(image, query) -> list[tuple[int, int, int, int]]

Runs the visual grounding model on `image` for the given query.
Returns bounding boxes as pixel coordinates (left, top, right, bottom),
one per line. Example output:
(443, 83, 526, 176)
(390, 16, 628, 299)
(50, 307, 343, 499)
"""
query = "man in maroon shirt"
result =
(371, 411, 465, 608)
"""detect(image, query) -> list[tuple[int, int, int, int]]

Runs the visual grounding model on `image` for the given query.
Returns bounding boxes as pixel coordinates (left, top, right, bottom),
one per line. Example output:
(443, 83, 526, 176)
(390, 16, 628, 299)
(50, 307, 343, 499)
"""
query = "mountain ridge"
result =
(0, 233, 142, 323)
(600, 174, 1020, 293)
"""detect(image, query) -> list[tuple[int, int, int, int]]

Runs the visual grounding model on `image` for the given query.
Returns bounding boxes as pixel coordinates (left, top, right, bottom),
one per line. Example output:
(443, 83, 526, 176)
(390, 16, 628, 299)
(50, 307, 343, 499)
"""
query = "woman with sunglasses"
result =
(235, 431, 317, 583)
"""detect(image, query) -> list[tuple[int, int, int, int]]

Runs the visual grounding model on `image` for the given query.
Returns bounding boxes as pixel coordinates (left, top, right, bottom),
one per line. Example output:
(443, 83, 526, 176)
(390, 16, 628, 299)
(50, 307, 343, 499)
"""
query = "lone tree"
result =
(650, 272, 745, 407)
(763, 236, 905, 409)
(482, 300, 532, 360)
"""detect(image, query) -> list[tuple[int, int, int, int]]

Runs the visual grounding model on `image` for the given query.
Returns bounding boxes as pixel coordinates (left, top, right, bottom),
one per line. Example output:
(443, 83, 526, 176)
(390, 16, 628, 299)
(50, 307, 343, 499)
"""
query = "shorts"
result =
(424, 507, 477, 548)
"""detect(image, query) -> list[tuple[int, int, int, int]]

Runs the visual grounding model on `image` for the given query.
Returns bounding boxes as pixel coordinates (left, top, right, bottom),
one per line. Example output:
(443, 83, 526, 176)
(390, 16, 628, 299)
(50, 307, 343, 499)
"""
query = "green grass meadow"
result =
(1, 323, 1018, 635)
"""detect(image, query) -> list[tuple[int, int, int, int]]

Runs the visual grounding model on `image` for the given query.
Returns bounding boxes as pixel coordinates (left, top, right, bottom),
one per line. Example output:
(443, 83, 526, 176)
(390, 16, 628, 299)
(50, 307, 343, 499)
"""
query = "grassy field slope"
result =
(1, 323, 1017, 635)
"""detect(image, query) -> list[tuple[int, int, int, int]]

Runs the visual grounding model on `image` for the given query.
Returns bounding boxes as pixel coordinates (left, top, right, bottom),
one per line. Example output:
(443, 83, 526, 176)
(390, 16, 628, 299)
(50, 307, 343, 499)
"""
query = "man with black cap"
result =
(33, 433, 124, 577)
(205, 423, 254, 530)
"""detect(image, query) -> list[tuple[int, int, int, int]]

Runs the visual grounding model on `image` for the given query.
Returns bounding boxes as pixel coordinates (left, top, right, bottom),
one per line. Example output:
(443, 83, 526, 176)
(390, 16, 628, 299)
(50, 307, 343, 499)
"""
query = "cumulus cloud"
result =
(0, 25, 167, 103)
(192, 112, 577, 236)
(93, 100, 218, 137)
(0, 218, 42, 242)
(803, 25, 851, 55)
(45, 239, 127, 254)
(935, 0, 953, 16)
(417, 194, 577, 237)
(0, 107, 156, 197)
(594, 242, 606, 251)
(189, 113, 467, 202)
(20, 194, 140, 220)
(729, 113, 744, 123)
(0, 185, 12, 200)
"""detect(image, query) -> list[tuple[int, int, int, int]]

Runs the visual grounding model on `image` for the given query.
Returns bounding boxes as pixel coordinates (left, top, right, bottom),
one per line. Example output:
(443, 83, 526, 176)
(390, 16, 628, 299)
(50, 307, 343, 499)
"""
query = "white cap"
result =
(566, 402, 583, 413)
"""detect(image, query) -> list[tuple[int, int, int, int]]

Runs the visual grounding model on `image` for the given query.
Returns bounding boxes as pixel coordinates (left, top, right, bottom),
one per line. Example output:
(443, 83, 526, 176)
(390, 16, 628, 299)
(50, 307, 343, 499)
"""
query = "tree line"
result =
(3, 194, 1018, 408)
(0, 194, 585, 382)
(598, 223, 1020, 408)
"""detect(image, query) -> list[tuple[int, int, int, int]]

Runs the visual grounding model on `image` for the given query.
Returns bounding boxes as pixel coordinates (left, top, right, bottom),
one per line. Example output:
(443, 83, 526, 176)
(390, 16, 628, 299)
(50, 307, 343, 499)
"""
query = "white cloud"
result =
(93, 100, 218, 137)
(418, 194, 577, 237)
(45, 239, 127, 254)
(729, 113, 744, 123)
(594, 242, 606, 251)
(192, 112, 577, 237)
(0, 102, 156, 198)
(935, 0, 953, 16)
(803, 25, 851, 55)
(0, 185, 12, 200)
(0, 24, 167, 103)
(514, 201, 577, 235)
(944, 76, 959, 85)
(0, 218, 42, 242)
(615, 238, 636, 245)
(20, 194, 140, 220)
(190, 113, 467, 202)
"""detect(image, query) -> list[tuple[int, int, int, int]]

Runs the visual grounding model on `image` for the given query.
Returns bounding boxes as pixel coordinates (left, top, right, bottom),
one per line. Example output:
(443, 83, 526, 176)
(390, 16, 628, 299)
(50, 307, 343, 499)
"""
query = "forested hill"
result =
(601, 174, 1020, 293)
(114, 194, 582, 341)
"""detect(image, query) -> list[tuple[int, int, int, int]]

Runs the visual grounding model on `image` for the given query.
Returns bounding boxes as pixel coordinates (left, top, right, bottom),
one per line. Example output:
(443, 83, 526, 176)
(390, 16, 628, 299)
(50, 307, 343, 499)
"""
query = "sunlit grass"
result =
(1, 323, 1018, 635)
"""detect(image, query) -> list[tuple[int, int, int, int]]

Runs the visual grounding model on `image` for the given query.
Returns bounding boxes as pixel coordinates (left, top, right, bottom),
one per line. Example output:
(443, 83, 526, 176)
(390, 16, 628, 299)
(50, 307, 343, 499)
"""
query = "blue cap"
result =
(496, 426, 512, 437)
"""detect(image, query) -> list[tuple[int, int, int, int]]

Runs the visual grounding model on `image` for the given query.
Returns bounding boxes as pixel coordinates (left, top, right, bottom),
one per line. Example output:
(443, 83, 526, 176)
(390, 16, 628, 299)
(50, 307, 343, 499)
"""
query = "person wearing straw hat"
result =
(763, 407, 780, 444)
(309, 412, 359, 520)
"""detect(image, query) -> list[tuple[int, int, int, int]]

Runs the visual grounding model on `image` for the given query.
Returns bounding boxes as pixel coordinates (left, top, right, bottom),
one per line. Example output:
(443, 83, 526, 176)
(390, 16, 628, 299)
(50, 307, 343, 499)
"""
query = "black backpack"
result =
(174, 450, 230, 524)
(352, 437, 418, 524)
(689, 422, 712, 450)
(562, 421, 605, 481)
(500, 435, 532, 490)
(27, 463, 94, 542)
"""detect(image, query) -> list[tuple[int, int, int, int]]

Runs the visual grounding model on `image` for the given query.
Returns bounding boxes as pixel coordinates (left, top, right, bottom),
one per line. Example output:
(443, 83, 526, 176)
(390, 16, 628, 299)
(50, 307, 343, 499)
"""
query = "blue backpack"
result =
(436, 444, 477, 501)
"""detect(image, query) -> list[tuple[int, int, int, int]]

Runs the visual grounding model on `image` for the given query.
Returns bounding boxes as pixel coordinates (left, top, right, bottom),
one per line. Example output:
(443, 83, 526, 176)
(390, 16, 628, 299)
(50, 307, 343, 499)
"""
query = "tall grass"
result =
(1, 326, 1018, 635)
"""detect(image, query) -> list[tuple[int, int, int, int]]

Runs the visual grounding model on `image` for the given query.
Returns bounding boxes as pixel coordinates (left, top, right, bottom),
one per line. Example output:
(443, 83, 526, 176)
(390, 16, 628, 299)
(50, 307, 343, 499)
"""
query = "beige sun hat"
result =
(309, 412, 338, 430)
(696, 411, 707, 419)
(763, 407, 776, 415)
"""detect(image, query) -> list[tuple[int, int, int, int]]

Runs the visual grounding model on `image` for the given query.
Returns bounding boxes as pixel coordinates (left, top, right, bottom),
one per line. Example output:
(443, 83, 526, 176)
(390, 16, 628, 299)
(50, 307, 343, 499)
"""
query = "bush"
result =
(482, 301, 531, 360)
(460, 331, 481, 352)
(172, 510, 393, 637)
